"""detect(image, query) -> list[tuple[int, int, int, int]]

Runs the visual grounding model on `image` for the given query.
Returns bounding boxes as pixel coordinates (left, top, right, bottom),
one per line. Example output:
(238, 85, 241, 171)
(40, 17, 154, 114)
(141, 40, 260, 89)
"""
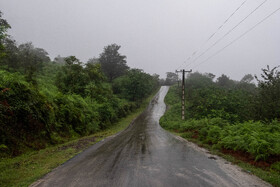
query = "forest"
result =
(0, 12, 161, 157)
(160, 68, 280, 184)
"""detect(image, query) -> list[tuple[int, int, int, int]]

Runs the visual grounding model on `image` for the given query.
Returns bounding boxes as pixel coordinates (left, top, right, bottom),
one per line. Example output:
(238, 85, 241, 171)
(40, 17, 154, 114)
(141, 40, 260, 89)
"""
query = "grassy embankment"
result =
(0, 89, 158, 187)
(160, 86, 280, 187)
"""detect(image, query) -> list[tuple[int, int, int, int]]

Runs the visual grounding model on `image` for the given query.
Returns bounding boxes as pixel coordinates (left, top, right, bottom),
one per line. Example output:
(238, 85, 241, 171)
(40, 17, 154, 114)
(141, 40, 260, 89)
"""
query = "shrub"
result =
(0, 70, 51, 155)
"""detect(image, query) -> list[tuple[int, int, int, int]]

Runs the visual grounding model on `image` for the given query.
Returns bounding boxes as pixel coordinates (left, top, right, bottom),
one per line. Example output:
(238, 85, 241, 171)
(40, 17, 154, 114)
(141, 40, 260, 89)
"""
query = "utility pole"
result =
(176, 69, 192, 120)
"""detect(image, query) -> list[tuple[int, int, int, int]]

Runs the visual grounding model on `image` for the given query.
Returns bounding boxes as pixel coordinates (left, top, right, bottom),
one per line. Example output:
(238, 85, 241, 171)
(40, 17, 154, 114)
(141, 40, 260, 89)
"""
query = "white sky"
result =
(1, 0, 280, 80)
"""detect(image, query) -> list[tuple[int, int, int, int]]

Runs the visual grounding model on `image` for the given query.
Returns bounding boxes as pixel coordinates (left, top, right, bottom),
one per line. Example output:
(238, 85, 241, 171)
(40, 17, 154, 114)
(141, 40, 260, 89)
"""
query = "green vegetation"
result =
(113, 69, 159, 102)
(0, 56, 156, 157)
(0, 14, 160, 158)
(165, 72, 179, 85)
(0, 91, 156, 187)
(99, 44, 129, 82)
(160, 69, 280, 186)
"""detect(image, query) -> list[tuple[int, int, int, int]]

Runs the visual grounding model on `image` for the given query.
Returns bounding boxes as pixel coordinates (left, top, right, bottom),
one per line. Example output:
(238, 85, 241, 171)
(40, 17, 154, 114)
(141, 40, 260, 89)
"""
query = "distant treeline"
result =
(0, 12, 160, 156)
(183, 69, 280, 122)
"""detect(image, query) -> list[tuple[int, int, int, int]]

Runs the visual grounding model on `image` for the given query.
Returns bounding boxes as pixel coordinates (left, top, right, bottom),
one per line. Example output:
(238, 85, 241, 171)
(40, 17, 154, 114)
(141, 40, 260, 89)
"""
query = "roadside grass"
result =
(0, 89, 158, 187)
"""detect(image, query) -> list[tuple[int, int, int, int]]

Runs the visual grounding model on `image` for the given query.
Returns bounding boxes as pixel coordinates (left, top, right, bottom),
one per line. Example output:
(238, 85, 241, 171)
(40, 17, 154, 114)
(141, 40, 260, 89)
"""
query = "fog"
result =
(1, 0, 280, 80)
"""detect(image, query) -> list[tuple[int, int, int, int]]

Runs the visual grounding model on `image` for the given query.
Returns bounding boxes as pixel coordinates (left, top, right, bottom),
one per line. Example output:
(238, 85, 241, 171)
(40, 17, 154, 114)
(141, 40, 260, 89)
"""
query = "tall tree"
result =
(84, 62, 107, 101)
(255, 65, 280, 120)
(99, 44, 128, 82)
(236, 73, 256, 93)
(18, 42, 50, 72)
(0, 11, 11, 58)
(54, 55, 66, 65)
(56, 56, 88, 96)
(17, 42, 50, 84)
(0, 38, 19, 70)
(185, 72, 215, 89)
(165, 72, 178, 85)
(112, 69, 157, 102)
(216, 74, 235, 88)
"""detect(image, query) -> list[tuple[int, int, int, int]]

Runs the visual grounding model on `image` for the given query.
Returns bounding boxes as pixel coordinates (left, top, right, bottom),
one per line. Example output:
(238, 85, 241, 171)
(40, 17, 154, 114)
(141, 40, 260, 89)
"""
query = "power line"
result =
(184, 0, 268, 69)
(199, 0, 248, 50)
(192, 7, 280, 69)
(175, 0, 248, 71)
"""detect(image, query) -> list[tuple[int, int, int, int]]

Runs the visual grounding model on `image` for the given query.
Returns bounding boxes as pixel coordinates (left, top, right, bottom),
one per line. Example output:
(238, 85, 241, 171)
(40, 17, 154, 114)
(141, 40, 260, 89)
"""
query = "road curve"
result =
(31, 86, 270, 187)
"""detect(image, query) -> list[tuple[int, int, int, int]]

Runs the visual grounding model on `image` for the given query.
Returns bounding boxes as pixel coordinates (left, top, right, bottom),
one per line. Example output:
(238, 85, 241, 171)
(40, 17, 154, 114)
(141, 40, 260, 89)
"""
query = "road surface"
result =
(32, 86, 270, 187)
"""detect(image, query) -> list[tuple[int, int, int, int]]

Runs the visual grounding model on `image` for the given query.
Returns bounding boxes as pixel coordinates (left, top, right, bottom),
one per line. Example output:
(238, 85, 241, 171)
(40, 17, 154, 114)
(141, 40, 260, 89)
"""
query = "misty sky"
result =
(1, 0, 280, 80)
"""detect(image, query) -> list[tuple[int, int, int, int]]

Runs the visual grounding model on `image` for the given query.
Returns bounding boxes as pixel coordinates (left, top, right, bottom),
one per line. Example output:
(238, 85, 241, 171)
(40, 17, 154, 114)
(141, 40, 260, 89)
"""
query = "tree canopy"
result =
(99, 44, 129, 82)
(165, 72, 178, 85)
(0, 11, 11, 58)
(113, 69, 158, 102)
(255, 65, 280, 120)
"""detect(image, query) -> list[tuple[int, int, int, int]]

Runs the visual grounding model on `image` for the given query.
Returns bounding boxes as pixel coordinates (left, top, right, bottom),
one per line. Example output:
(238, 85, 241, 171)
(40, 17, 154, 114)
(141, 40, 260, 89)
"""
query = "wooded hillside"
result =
(0, 13, 160, 156)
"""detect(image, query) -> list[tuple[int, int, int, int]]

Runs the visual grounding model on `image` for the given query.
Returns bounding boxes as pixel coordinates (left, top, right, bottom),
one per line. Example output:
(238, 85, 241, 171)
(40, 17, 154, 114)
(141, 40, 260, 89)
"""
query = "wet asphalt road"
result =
(32, 86, 270, 187)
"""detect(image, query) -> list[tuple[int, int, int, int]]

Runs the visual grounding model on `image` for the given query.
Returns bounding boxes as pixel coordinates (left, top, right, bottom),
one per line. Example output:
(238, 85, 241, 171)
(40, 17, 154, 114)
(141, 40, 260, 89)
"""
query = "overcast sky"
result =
(1, 0, 280, 80)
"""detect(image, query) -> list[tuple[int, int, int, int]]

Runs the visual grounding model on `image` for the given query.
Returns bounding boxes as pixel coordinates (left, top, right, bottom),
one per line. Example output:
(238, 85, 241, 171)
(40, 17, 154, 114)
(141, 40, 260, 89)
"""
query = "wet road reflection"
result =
(32, 86, 270, 187)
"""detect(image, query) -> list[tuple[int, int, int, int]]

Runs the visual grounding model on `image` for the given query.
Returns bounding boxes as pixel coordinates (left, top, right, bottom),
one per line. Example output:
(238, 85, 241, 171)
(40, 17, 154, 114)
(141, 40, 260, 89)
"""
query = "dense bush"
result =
(0, 69, 144, 156)
(112, 69, 158, 102)
(184, 72, 256, 123)
(218, 121, 280, 160)
(55, 56, 105, 97)
(161, 113, 280, 161)
(186, 87, 255, 122)
(0, 70, 51, 155)
(255, 65, 280, 121)
(51, 94, 100, 135)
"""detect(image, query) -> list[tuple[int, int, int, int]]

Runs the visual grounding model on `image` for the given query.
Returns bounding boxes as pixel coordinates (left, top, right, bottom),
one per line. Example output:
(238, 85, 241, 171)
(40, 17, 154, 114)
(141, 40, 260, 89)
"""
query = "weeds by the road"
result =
(0, 89, 158, 187)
